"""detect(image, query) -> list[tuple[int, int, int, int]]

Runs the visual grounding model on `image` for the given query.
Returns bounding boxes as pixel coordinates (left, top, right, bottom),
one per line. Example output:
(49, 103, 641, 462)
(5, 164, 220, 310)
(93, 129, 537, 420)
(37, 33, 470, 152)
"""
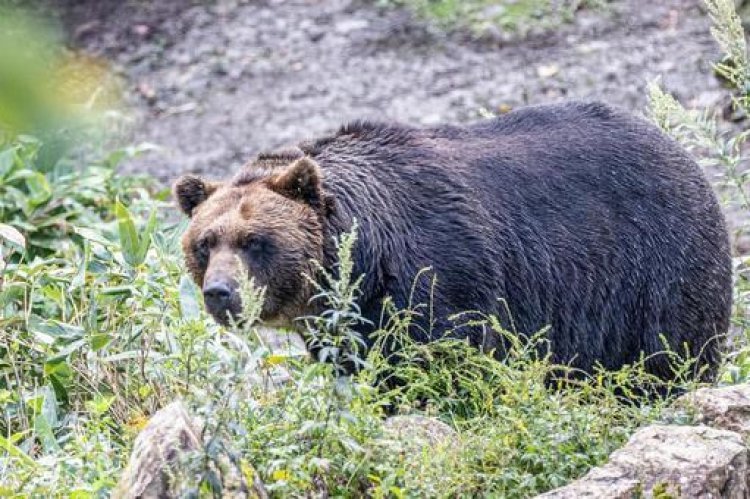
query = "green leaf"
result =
(73, 226, 115, 247)
(33, 413, 60, 454)
(28, 316, 85, 342)
(45, 338, 86, 365)
(24, 171, 52, 207)
(27, 386, 61, 454)
(40, 385, 58, 427)
(115, 200, 142, 267)
(137, 207, 157, 264)
(85, 394, 115, 416)
(70, 241, 90, 289)
(116, 201, 157, 267)
(90, 333, 110, 351)
(0, 222, 25, 250)
(48, 373, 69, 405)
(0, 146, 16, 179)
(179, 275, 201, 321)
(99, 350, 164, 362)
(25, 393, 44, 414)
(45, 362, 72, 380)
(0, 433, 37, 468)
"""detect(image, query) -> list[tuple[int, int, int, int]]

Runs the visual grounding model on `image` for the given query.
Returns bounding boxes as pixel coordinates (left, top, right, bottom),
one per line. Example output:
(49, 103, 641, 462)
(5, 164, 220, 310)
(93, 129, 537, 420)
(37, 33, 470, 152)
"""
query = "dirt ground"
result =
(52, 0, 728, 182)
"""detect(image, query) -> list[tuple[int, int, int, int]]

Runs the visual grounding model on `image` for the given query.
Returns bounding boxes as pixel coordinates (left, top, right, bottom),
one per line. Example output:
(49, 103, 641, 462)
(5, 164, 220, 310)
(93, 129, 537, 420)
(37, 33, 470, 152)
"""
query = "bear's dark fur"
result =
(176, 102, 732, 378)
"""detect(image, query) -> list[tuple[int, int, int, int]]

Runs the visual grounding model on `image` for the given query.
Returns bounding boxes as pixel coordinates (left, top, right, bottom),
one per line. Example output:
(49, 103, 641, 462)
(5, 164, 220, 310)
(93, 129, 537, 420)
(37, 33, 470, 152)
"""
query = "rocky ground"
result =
(53, 0, 729, 183)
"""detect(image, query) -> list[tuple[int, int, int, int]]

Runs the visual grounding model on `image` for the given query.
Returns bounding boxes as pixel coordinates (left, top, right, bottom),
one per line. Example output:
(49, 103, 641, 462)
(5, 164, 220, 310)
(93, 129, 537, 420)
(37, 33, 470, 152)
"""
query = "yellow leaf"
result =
(241, 461, 256, 483)
(126, 413, 149, 433)
(264, 354, 288, 366)
(272, 469, 289, 481)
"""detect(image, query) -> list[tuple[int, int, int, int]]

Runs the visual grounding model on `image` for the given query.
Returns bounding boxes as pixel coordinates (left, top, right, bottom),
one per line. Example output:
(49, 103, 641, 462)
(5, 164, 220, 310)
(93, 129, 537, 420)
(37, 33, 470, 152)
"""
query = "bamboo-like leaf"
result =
(179, 274, 201, 321)
(115, 200, 142, 267)
(137, 207, 157, 264)
(0, 433, 37, 468)
(0, 222, 25, 250)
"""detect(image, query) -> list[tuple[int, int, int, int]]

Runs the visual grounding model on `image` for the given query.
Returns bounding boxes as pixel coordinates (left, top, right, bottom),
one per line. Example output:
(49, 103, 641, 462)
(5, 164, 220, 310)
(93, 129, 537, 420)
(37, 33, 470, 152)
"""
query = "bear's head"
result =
(174, 155, 330, 327)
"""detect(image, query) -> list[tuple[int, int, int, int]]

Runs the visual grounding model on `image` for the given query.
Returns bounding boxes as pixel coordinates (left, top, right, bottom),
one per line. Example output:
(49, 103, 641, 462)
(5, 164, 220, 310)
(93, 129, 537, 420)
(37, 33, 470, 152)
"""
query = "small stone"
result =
(132, 24, 151, 38)
(575, 41, 609, 54)
(537, 64, 560, 79)
(137, 82, 156, 102)
(334, 19, 369, 35)
(420, 113, 442, 125)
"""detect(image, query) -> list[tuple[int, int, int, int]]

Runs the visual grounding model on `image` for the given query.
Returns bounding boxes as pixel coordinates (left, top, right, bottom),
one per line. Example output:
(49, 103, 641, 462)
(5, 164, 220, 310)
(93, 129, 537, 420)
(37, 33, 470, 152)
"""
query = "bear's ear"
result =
(173, 175, 221, 217)
(268, 157, 325, 209)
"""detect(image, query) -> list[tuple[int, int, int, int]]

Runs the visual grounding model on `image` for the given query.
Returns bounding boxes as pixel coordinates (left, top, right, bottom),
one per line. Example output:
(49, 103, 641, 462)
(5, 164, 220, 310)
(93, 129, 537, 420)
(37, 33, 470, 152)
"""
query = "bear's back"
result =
(305, 102, 731, 378)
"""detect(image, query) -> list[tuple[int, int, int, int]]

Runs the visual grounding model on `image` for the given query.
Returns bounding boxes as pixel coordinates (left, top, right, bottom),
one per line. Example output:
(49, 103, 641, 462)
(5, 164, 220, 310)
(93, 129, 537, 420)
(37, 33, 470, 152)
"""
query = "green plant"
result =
(378, 0, 609, 35)
(0, 136, 153, 259)
(647, 0, 750, 384)
(0, 127, 182, 495)
(706, 0, 750, 110)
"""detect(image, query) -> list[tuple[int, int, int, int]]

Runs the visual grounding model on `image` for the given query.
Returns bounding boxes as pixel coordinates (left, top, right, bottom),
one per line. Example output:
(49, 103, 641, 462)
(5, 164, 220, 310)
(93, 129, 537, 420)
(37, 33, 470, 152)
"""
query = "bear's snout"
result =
(202, 277, 240, 324)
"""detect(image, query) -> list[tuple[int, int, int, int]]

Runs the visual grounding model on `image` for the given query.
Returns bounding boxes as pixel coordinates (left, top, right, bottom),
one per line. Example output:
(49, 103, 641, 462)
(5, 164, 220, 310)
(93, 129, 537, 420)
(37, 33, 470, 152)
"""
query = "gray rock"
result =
(113, 401, 268, 499)
(382, 414, 457, 450)
(254, 327, 307, 355)
(676, 383, 750, 439)
(334, 18, 369, 35)
(538, 424, 748, 498)
(114, 401, 202, 498)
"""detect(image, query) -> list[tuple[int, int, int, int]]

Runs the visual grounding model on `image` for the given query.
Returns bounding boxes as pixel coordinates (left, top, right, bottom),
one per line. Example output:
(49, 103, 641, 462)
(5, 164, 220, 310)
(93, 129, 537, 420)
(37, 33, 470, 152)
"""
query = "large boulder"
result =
(367, 415, 460, 496)
(382, 415, 458, 451)
(113, 401, 267, 499)
(538, 424, 748, 498)
(675, 384, 750, 439)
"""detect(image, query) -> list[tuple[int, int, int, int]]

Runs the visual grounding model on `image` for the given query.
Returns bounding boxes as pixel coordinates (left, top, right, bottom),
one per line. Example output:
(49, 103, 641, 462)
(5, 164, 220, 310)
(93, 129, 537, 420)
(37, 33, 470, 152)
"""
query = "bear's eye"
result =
(194, 236, 213, 266)
(243, 235, 272, 259)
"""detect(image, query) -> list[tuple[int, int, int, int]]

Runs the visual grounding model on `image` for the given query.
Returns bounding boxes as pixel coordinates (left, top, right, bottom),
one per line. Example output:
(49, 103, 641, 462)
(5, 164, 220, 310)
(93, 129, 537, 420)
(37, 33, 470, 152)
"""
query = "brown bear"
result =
(174, 101, 732, 378)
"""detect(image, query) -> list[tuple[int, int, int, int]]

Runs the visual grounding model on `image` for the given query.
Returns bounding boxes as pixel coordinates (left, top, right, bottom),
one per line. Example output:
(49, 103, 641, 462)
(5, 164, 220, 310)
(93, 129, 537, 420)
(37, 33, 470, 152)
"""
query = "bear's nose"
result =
(203, 281, 233, 311)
